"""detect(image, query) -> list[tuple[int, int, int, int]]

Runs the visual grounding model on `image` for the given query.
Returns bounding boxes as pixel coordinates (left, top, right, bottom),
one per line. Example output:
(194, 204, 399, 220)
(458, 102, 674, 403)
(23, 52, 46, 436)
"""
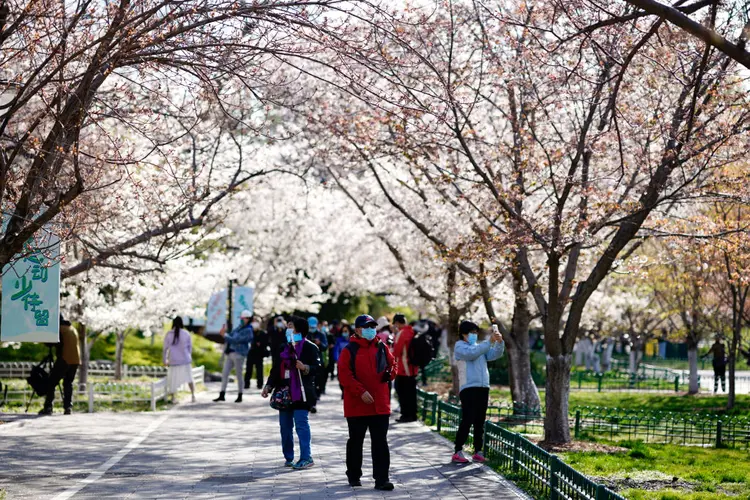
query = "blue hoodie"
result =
(224, 323, 253, 357)
(454, 339, 505, 392)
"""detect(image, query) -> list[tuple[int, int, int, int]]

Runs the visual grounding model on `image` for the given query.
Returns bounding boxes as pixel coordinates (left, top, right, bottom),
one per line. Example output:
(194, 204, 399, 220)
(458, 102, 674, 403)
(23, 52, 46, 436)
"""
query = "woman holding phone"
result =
(452, 321, 504, 464)
(262, 316, 320, 470)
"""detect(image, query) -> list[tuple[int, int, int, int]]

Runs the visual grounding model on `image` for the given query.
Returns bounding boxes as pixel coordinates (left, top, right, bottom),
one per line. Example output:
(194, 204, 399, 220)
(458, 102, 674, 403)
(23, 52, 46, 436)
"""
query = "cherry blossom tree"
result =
(297, 0, 750, 442)
(0, 0, 362, 269)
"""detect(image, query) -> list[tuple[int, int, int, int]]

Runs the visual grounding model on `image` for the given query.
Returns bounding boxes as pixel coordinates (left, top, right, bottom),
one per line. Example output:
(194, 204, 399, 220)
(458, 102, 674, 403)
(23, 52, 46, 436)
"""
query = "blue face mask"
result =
(285, 329, 294, 343)
(362, 328, 377, 340)
(294, 333, 303, 343)
(467, 333, 478, 345)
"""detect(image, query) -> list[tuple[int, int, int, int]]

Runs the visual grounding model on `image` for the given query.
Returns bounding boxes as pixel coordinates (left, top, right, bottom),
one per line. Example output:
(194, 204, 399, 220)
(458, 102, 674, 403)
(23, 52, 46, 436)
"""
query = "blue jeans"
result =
(279, 409, 311, 461)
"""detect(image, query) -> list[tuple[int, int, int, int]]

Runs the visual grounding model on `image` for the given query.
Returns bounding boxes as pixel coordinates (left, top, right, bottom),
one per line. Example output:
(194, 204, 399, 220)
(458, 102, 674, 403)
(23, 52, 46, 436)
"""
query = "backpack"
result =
(345, 341, 388, 379)
(27, 353, 54, 397)
(408, 332, 435, 368)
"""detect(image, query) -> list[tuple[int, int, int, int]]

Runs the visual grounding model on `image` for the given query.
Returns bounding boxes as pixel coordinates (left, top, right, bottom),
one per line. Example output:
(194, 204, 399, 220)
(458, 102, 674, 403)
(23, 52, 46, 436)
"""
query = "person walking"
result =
(704, 336, 727, 393)
(39, 315, 81, 415)
(214, 310, 253, 403)
(245, 317, 268, 390)
(262, 316, 320, 470)
(163, 317, 196, 403)
(452, 321, 505, 463)
(392, 314, 418, 423)
(338, 314, 396, 491)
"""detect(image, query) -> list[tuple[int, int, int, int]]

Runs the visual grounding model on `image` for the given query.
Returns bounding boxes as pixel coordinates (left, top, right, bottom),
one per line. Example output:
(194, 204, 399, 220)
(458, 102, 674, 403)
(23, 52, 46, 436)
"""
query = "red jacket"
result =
(393, 325, 419, 377)
(338, 336, 396, 418)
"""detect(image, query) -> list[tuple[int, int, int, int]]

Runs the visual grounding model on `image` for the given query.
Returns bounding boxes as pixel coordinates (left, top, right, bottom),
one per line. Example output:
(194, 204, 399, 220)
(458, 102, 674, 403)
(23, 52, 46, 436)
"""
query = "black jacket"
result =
(267, 339, 320, 410)
(249, 330, 269, 360)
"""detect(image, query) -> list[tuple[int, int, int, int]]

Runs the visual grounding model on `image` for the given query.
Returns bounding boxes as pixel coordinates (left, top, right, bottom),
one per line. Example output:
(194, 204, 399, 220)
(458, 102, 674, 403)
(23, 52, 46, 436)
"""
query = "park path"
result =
(0, 381, 529, 500)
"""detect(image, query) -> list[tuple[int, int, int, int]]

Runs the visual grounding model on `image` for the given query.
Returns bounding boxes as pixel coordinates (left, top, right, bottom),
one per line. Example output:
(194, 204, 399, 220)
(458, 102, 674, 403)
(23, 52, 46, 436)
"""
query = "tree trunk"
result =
(728, 318, 740, 409)
(507, 347, 542, 413)
(543, 354, 572, 444)
(687, 346, 699, 394)
(115, 333, 125, 381)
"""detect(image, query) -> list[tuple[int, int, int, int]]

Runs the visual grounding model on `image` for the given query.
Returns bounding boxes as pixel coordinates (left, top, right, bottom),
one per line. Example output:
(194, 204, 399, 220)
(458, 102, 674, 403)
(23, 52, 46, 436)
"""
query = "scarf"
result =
(279, 341, 305, 402)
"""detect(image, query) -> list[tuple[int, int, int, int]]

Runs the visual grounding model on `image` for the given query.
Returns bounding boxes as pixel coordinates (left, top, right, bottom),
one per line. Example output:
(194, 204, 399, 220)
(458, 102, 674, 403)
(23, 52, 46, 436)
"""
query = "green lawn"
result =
(560, 441, 750, 500)
(1, 331, 224, 372)
(488, 388, 750, 417)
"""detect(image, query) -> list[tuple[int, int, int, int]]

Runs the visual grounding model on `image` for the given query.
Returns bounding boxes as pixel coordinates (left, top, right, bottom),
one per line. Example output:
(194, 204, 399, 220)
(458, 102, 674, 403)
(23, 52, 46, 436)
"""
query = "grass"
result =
(560, 440, 750, 500)
(487, 388, 750, 417)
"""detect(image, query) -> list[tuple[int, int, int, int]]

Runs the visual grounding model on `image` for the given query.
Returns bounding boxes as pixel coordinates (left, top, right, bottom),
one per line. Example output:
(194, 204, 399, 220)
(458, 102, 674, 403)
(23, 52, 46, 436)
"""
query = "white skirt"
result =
(167, 364, 193, 393)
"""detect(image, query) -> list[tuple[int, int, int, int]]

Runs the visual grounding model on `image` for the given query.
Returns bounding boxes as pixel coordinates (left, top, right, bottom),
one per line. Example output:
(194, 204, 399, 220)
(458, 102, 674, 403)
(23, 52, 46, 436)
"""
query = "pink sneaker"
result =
(452, 451, 470, 463)
(472, 452, 487, 463)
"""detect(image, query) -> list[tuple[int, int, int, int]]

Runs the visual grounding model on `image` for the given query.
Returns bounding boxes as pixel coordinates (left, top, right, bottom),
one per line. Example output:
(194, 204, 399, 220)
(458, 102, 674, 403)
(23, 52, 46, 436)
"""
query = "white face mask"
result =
(251, 322, 260, 330)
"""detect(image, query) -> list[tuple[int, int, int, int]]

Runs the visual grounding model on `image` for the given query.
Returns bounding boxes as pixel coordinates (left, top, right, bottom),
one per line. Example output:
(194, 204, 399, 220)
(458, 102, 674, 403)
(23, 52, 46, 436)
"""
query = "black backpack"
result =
(345, 341, 388, 379)
(27, 353, 54, 397)
(408, 332, 435, 368)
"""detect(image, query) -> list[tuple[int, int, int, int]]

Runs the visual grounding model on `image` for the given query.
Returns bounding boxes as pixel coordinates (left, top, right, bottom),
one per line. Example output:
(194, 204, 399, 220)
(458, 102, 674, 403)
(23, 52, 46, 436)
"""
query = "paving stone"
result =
(0, 382, 530, 499)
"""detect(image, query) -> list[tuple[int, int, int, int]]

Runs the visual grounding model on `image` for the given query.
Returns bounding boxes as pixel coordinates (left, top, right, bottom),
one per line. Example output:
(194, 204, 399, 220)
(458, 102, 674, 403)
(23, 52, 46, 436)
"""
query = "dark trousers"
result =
(713, 362, 726, 393)
(316, 361, 329, 396)
(44, 360, 78, 410)
(328, 356, 336, 379)
(395, 375, 418, 421)
(346, 415, 390, 485)
(245, 356, 264, 389)
(455, 387, 489, 453)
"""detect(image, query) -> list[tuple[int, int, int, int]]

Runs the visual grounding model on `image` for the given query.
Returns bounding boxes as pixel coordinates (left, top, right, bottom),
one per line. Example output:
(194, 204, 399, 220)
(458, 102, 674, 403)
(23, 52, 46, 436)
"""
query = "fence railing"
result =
(574, 405, 750, 447)
(0, 365, 204, 412)
(571, 368, 688, 392)
(421, 390, 626, 500)
(0, 361, 168, 379)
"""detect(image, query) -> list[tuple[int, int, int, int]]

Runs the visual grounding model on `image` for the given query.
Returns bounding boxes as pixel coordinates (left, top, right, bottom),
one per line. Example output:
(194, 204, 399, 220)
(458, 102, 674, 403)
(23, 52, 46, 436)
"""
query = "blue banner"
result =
(232, 286, 254, 328)
(1, 228, 61, 342)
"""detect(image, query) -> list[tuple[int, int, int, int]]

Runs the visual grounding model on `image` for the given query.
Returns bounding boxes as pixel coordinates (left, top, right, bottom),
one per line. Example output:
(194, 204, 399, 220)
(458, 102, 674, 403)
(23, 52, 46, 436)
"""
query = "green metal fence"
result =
(422, 393, 626, 500)
(571, 368, 689, 392)
(574, 406, 750, 447)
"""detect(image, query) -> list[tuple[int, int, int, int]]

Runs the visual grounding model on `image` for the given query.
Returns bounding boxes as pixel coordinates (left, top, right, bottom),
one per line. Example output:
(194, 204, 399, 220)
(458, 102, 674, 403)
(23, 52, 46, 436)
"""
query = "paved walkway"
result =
(0, 382, 529, 499)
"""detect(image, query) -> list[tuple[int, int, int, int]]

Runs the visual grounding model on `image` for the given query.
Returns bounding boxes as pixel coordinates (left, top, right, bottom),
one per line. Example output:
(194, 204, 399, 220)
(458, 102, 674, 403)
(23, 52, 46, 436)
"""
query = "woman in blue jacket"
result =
(452, 321, 504, 463)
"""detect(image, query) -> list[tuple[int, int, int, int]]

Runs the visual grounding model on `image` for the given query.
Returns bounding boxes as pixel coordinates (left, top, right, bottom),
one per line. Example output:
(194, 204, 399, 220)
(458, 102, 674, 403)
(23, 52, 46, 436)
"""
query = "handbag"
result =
(270, 385, 293, 411)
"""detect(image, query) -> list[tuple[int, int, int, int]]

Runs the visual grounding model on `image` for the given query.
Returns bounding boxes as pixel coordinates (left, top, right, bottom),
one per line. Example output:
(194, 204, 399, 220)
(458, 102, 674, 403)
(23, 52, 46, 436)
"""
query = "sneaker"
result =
(38, 407, 52, 416)
(472, 452, 487, 463)
(64, 408, 72, 415)
(310, 407, 318, 414)
(374, 482, 395, 491)
(292, 458, 314, 470)
(452, 451, 470, 464)
(191, 395, 197, 403)
(284, 460, 295, 468)
(348, 479, 362, 487)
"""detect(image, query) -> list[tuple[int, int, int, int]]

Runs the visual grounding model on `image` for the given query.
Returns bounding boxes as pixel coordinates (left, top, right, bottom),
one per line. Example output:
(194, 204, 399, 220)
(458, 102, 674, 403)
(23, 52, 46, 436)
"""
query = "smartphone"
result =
(492, 324, 500, 334)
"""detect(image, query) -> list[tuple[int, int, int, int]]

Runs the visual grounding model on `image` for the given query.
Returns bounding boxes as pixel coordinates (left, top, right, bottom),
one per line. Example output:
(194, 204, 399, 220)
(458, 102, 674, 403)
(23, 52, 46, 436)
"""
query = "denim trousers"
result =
(279, 409, 311, 461)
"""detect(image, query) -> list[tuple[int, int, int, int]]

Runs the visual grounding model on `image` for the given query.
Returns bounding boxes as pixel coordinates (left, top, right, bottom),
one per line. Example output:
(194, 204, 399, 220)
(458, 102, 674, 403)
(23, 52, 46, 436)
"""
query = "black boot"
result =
(234, 393, 243, 403)
(213, 392, 226, 402)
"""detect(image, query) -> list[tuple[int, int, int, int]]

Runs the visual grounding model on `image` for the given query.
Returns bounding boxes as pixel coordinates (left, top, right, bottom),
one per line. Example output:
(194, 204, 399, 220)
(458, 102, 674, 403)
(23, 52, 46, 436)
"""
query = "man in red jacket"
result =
(392, 314, 419, 423)
(338, 314, 396, 491)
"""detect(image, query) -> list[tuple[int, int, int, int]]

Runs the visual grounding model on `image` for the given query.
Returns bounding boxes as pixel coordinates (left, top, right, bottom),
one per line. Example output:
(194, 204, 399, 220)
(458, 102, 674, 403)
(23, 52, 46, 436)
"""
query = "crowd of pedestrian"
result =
(37, 309, 505, 491)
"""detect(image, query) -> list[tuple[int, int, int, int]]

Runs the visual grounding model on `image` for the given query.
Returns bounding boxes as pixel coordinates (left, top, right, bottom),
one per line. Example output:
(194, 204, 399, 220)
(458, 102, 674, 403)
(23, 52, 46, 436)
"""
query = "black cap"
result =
(459, 321, 479, 336)
(393, 314, 407, 325)
(355, 315, 377, 328)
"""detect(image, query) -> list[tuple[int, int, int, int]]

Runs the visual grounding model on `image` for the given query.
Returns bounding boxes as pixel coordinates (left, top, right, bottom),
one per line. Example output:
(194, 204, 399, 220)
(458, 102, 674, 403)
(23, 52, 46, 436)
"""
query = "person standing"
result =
(452, 321, 504, 463)
(163, 317, 196, 403)
(39, 315, 81, 415)
(245, 317, 269, 390)
(392, 314, 418, 423)
(704, 336, 727, 393)
(307, 316, 329, 410)
(338, 314, 396, 491)
(262, 316, 320, 470)
(214, 310, 253, 403)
